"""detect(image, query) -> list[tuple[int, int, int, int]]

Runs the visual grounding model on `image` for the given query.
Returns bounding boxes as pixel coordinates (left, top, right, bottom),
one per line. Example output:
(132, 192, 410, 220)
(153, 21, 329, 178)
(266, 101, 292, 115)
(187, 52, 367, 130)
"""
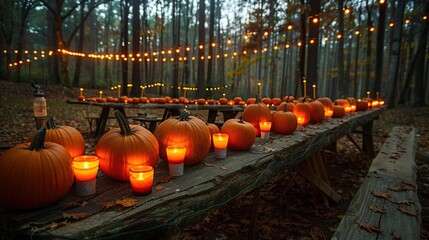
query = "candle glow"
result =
(129, 165, 154, 195)
(79, 88, 84, 97)
(297, 117, 305, 125)
(213, 133, 229, 150)
(166, 146, 186, 164)
(73, 155, 99, 182)
(324, 110, 333, 118)
(259, 121, 272, 132)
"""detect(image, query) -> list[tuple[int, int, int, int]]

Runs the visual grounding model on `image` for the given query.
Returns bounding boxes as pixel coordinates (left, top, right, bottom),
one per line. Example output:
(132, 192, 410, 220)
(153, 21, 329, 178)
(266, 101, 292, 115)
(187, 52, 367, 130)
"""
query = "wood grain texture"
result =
(0, 107, 384, 239)
(332, 126, 420, 240)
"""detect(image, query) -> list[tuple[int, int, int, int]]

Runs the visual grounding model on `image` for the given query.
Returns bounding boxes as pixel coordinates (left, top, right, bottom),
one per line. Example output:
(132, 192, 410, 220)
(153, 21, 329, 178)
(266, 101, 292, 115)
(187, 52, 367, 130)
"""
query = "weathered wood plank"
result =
(332, 126, 420, 240)
(0, 107, 384, 239)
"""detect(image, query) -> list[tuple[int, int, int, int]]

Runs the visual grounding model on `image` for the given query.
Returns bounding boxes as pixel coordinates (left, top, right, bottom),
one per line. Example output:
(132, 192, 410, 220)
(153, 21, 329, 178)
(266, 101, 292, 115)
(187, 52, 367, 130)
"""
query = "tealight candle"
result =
(166, 146, 186, 176)
(129, 165, 154, 196)
(324, 109, 333, 119)
(73, 155, 99, 196)
(297, 117, 305, 125)
(79, 88, 84, 97)
(259, 121, 272, 139)
(212, 133, 229, 159)
(99, 90, 103, 98)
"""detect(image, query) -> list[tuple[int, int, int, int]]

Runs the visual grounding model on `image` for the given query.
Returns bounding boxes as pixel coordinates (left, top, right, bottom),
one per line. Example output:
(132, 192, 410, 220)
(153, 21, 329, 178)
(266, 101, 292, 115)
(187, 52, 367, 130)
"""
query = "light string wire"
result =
(11, 112, 367, 240)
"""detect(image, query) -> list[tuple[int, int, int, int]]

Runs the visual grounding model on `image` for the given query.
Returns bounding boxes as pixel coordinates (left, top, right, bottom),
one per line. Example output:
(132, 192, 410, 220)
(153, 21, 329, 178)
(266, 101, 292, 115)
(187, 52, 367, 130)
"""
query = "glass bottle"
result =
(33, 86, 47, 130)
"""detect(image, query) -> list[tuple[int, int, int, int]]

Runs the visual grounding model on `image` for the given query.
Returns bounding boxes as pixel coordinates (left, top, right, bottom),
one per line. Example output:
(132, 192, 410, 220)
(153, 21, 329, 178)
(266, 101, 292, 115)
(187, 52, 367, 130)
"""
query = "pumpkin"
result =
(27, 116, 85, 159)
(218, 98, 228, 105)
(277, 102, 295, 112)
(272, 110, 297, 134)
(164, 96, 172, 103)
(293, 102, 311, 126)
(156, 97, 167, 104)
(119, 96, 128, 103)
(242, 102, 273, 136)
(197, 98, 207, 105)
(207, 99, 215, 105)
(271, 98, 282, 106)
(246, 98, 256, 104)
(335, 99, 351, 113)
(356, 99, 369, 111)
(155, 110, 211, 165)
(332, 105, 346, 118)
(96, 110, 159, 181)
(221, 119, 255, 151)
(234, 97, 243, 105)
(77, 95, 86, 101)
(283, 96, 295, 102)
(316, 97, 333, 118)
(132, 97, 140, 104)
(206, 123, 220, 148)
(0, 127, 73, 209)
(307, 100, 325, 124)
(346, 97, 357, 112)
(261, 97, 272, 105)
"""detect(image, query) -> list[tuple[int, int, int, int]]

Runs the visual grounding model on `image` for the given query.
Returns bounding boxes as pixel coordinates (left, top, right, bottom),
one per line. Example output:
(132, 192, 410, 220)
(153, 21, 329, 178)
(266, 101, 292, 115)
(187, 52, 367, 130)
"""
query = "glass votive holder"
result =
(259, 121, 272, 139)
(166, 146, 186, 176)
(73, 155, 99, 196)
(213, 133, 229, 159)
(129, 165, 154, 196)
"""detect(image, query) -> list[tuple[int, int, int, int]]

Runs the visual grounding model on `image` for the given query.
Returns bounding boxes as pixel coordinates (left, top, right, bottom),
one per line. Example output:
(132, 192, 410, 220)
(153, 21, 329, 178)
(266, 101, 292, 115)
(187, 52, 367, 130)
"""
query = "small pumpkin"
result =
(316, 97, 333, 118)
(197, 98, 207, 105)
(272, 110, 297, 134)
(283, 96, 295, 102)
(234, 97, 243, 105)
(0, 127, 73, 209)
(242, 102, 273, 136)
(271, 98, 282, 106)
(246, 98, 256, 105)
(356, 99, 369, 111)
(335, 99, 351, 113)
(307, 100, 325, 124)
(27, 116, 85, 159)
(221, 119, 255, 151)
(277, 101, 295, 112)
(155, 110, 211, 165)
(261, 97, 272, 105)
(332, 105, 346, 118)
(96, 110, 159, 181)
(218, 98, 228, 105)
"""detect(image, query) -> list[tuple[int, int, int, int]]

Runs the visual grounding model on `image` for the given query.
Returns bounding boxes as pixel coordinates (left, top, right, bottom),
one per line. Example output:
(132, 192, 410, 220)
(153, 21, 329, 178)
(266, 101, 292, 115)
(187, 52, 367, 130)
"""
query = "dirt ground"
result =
(0, 81, 428, 239)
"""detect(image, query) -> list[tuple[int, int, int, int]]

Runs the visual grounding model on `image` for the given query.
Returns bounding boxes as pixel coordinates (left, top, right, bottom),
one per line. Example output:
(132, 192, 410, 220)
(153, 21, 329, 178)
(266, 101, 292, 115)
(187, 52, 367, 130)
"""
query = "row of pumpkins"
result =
(0, 96, 381, 209)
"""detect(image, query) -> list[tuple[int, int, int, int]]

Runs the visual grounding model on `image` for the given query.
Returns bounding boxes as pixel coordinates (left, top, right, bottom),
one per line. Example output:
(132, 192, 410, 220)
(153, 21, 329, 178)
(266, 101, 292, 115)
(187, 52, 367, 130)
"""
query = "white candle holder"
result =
(76, 179, 96, 196)
(261, 131, 270, 139)
(215, 148, 227, 159)
(169, 163, 184, 176)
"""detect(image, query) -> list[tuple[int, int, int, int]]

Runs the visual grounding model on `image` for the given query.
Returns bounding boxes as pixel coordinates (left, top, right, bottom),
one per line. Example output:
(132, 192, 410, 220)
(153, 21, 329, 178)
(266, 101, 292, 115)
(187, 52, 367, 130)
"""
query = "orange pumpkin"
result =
(283, 96, 295, 102)
(242, 102, 273, 136)
(140, 97, 148, 103)
(277, 102, 295, 112)
(332, 105, 346, 118)
(346, 97, 357, 112)
(206, 123, 220, 148)
(356, 99, 369, 111)
(221, 119, 256, 150)
(234, 97, 243, 105)
(155, 110, 211, 165)
(132, 97, 140, 104)
(157, 97, 167, 104)
(96, 111, 159, 181)
(119, 96, 129, 103)
(246, 98, 256, 104)
(307, 100, 325, 124)
(335, 99, 351, 114)
(0, 127, 73, 209)
(272, 111, 297, 134)
(197, 98, 207, 105)
(77, 95, 86, 101)
(27, 116, 85, 159)
(261, 97, 272, 105)
(316, 97, 333, 118)
(218, 98, 228, 105)
(271, 98, 282, 105)
(293, 102, 311, 126)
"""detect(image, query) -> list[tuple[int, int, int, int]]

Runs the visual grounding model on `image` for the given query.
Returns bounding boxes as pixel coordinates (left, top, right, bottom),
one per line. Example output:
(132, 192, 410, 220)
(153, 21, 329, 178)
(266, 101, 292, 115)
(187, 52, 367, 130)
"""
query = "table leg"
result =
(113, 107, 127, 118)
(207, 110, 218, 123)
(222, 110, 239, 122)
(362, 120, 375, 158)
(95, 107, 111, 137)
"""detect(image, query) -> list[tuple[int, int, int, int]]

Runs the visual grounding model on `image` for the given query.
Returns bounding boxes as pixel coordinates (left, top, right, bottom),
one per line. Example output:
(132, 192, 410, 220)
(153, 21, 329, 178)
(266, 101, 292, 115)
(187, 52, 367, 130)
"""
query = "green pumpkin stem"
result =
(28, 126, 47, 151)
(178, 110, 191, 121)
(46, 116, 59, 129)
(114, 110, 133, 135)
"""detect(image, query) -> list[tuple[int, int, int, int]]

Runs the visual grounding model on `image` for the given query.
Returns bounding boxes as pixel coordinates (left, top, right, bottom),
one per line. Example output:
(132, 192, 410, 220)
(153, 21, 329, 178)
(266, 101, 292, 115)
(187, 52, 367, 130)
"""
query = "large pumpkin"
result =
(155, 110, 211, 165)
(207, 123, 221, 148)
(96, 110, 159, 181)
(27, 116, 85, 159)
(242, 103, 273, 136)
(0, 127, 73, 209)
(221, 119, 256, 151)
(272, 111, 297, 134)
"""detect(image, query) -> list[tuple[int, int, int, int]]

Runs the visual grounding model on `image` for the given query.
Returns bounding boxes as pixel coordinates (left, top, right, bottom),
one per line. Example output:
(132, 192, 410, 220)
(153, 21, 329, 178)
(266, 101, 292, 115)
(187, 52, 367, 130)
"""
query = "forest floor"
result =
(0, 80, 428, 239)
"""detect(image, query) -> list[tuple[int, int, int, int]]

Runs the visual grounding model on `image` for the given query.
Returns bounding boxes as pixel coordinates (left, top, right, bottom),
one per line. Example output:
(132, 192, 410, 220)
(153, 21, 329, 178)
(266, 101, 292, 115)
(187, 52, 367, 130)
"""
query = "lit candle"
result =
(376, 91, 380, 100)
(166, 146, 186, 176)
(99, 90, 103, 98)
(303, 78, 307, 97)
(213, 133, 229, 159)
(312, 84, 316, 99)
(324, 110, 333, 119)
(259, 121, 272, 139)
(79, 88, 84, 97)
(297, 117, 305, 125)
(345, 106, 351, 113)
(73, 155, 99, 196)
(372, 100, 379, 108)
(129, 165, 154, 196)
(257, 81, 261, 98)
(140, 86, 144, 97)
(367, 91, 371, 98)
(117, 85, 121, 97)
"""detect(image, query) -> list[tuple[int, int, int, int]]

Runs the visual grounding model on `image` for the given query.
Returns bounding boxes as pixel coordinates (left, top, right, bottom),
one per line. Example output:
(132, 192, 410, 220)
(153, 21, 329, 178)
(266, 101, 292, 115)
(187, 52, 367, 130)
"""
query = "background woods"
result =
(0, 0, 428, 106)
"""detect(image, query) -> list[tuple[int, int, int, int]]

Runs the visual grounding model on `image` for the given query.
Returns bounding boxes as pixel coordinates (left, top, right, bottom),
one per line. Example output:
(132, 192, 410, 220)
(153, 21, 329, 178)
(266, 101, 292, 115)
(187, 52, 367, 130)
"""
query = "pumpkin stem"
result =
(114, 110, 133, 135)
(46, 116, 59, 129)
(28, 126, 47, 151)
(177, 110, 191, 121)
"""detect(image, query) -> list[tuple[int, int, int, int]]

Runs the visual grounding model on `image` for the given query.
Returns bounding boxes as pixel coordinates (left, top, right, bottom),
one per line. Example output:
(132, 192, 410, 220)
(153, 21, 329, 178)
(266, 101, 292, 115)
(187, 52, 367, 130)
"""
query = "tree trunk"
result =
(196, 0, 206, 98)
(306, 0, 321, 99)
(130, 0, 141, 97)
(206, 0, 215, 98)
(373, 0, 386, 97)
(121, 0, 130, 96)
(337, 0, 344, 97)
(72, 3, 85, 88)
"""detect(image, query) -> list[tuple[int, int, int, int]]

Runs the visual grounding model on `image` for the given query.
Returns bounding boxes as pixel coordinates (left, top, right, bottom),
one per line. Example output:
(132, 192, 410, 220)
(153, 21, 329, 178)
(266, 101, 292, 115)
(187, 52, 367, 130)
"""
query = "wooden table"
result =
(66, 100, 244, 137)
(0, 107, 384, 239)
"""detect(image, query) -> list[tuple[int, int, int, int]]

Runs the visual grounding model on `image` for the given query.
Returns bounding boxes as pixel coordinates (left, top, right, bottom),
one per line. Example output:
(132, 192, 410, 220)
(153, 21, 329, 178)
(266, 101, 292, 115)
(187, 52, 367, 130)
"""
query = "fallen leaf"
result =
(391, 229, 403, 239)
(115, 198, 137, 208)
(355, 221, 382, 233)
(369, 205, 386, 213)
(62, 212, 89, 221)
(390, 198, 414, 205)
(397, 205, 419, 217)
(219, 165, 227, 170)
(155, 185, 164, 191)
(159, 175, 175, 183)
(62, 200, 88, 210)
(371, 189, 392, 200)
(101, 201, 115, 209)
(389, 182, 416, 192)
(204, 163, 215, 167)
(263, 147, 275, 153)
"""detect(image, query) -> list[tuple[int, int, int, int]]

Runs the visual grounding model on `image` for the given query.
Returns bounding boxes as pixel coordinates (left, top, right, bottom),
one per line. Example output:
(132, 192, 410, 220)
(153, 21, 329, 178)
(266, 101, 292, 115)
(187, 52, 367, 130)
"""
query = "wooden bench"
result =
(332, 126, 421, 239)
(133, 116, 163, 132)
